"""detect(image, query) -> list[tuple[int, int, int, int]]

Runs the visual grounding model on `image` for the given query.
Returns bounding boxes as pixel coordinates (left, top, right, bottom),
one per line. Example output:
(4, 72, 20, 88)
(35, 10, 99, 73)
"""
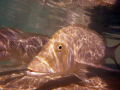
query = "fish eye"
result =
(54, 42, 64, 52)
(59, 45, 62, 49)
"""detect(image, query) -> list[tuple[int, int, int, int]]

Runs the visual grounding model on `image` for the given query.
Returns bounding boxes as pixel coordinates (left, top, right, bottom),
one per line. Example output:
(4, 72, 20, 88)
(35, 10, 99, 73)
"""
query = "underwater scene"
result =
(0, 0, 120, 90)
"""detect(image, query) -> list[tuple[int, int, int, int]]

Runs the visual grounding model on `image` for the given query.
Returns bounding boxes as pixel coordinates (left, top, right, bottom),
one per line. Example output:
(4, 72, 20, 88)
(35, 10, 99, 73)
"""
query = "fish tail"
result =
(107, 43, 120, 69)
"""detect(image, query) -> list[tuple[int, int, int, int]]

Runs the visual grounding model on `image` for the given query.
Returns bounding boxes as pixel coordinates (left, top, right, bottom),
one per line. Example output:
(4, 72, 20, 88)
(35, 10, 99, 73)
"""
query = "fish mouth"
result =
(27, 69, 49, 76)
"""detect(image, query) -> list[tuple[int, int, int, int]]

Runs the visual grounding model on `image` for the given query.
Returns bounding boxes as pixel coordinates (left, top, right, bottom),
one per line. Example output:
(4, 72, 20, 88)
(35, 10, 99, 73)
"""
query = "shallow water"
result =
(0, 0, 119, 64)
(0, 0, 120, 36)
(0, 0, 120, 89)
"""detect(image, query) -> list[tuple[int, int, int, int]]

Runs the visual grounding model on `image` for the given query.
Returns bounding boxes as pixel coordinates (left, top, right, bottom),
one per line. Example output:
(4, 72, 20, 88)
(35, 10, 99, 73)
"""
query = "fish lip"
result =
(26, 70, 49, 76)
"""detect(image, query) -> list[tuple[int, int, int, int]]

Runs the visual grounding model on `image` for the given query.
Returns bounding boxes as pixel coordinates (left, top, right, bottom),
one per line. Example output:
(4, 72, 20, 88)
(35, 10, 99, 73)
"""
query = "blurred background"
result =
(0, 0, 120, 66)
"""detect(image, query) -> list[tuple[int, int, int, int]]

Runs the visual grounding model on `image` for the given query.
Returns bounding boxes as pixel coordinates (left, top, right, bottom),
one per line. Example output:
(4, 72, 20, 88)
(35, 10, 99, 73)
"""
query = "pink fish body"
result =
(28, 25, 119, 79)
(0, 25, 119, 90)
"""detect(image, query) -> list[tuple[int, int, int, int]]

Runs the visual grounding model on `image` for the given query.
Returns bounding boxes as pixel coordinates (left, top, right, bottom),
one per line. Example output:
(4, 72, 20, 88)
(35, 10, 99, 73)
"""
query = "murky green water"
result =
(0, 0, 119, 65)
(0, 0, 120, 89)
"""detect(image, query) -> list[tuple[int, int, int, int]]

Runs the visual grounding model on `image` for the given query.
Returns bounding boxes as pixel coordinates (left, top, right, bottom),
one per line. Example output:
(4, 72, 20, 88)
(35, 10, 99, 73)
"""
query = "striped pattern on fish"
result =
(28, 25, 120, 80)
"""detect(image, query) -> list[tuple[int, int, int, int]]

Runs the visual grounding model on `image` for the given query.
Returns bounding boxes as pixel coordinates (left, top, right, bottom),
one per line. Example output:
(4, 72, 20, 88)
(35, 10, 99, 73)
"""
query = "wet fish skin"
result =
(0, 27, 50, 65)
(28, 25, 119, 79)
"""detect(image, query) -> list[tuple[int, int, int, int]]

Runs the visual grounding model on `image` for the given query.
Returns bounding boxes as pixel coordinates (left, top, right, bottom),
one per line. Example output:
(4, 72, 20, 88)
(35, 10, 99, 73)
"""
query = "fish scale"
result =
(28, 25, 120, 81)
(0, 25, 120, 90)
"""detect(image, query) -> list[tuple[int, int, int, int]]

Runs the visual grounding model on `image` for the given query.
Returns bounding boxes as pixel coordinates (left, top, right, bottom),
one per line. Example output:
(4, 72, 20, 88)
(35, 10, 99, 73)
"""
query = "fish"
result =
(0, 27, 50, 65)
(0, 25, 119, 89)
(27, 25, 120, 80)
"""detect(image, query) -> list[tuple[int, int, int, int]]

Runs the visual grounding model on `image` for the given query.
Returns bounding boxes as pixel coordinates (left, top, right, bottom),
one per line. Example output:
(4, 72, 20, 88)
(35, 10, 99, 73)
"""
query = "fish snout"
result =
(28, 56, 54, 76)
(28, 58, 41, 72)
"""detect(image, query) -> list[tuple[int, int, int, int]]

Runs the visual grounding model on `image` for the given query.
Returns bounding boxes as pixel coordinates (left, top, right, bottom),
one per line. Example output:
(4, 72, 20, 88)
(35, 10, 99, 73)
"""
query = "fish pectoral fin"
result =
(73, 63, 88, 81)
(74, 70, 88, 82)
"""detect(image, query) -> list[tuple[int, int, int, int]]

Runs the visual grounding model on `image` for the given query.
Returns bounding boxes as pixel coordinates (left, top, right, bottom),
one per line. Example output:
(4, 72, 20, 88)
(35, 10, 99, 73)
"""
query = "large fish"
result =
(28, 25, 120, 80)
(0, 27, 50, 65)
(0, 25, 120, 90)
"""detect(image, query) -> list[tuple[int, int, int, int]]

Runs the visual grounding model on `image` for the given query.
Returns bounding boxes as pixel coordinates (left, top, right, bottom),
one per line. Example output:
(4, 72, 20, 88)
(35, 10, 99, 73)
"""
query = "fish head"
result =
(28, 30, 75, 76)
